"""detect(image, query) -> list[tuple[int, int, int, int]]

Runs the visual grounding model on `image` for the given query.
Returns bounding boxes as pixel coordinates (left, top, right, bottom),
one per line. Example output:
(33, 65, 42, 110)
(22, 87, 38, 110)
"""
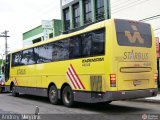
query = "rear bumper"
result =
(73, 89, 158, 103)
(104, 88, 158, 101)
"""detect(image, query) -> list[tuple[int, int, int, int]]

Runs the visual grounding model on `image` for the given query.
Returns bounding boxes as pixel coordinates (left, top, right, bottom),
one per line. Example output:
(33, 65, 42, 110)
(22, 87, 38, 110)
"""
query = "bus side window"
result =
(82, 33, 92, 57)
(69, 36, 82, 59)
(12, 51, 23, 67)
(21, 48, 35, 65)
(52, 40, 69, 61)
(91, 29, 105, 55)
(34, 44, 53, 63)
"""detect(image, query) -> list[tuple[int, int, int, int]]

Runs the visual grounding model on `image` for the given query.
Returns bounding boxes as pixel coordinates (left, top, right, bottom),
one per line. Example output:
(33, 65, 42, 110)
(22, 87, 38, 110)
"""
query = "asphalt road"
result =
(0, 93, 160, 120)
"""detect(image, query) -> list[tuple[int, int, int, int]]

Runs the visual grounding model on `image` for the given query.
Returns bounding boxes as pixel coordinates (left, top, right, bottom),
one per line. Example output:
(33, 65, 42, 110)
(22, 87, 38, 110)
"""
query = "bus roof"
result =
(10, 19, 111, 54)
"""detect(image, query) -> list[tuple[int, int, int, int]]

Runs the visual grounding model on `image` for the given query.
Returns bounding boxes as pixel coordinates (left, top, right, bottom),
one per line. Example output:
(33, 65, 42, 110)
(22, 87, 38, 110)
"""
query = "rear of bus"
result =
(105, 19, 158, 101)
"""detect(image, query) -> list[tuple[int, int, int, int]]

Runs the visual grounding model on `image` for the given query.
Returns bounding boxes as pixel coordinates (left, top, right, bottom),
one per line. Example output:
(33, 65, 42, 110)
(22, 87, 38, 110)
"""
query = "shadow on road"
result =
(7, 93, 149, 114)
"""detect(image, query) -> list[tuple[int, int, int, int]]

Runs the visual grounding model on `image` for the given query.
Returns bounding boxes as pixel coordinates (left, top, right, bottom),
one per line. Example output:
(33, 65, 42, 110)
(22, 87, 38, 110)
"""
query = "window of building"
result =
(33, 38, 41, 44)
(73, 3, 80, 28)
(84, 0, 92, 24)
(63, 8, 70, 31)
(95, 0, 104, 21)
(49, 33, 53, 38)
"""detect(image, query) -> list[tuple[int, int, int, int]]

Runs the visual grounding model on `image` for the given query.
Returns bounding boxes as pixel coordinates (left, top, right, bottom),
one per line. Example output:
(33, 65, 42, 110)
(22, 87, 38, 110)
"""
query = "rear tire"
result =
(11, 84, 19, 97)
(48, 85, 58, 105)
(62, 86, 74, 107)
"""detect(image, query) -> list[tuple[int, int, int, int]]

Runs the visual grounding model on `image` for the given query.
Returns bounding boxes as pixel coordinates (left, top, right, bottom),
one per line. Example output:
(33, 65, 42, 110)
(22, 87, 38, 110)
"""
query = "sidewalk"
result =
(132, 94, 160, 103)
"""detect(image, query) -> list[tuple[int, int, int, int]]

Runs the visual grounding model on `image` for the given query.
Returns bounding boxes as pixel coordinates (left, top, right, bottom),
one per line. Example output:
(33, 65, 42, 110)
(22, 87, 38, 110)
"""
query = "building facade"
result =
(62, 0, 111, 33)
(23, 19, 62, 47)
(23, 0, 111, 46)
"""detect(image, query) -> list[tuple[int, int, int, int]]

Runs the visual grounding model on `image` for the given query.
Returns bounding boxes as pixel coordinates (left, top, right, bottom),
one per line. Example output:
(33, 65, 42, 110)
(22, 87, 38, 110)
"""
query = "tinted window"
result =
(115, 19, 152, 48)
(92, 29, 105, 55)
(82, 28, 105, 56)
(52, 40, 69, 61)
(69, 37, 82, 59)
(34, 44, 53, 63)
(21, 49, 35, 65)
(11, 28, 105, 67)
(12, 51, 23, 66)
(5, 54, 10, 80)
(82, 33, 92, 56)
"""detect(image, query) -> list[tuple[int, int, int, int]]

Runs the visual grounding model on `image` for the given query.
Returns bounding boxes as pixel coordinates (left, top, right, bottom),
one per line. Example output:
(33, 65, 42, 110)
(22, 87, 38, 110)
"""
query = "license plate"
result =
(133, 80, 141, 86)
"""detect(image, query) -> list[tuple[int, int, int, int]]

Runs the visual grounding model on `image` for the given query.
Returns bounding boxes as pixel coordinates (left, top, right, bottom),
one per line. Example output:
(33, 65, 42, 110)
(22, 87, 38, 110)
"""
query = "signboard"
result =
(156, 37, 160, 58)
(42, 20, 53, 29)
(62, 0, 74, 6)
(43, 29, 50, 40)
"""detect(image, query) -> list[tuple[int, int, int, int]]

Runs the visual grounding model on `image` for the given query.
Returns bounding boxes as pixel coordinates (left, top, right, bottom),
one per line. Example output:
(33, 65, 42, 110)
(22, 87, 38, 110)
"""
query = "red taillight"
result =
(110, 74, 116, 87)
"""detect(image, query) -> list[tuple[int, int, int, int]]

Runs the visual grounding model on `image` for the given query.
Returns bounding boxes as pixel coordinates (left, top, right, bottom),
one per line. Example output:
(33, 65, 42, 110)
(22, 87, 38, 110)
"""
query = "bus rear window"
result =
(115, 19, 152, 48)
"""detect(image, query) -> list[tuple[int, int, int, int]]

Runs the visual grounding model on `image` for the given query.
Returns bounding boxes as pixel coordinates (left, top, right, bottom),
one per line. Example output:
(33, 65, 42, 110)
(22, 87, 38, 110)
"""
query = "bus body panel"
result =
(111, 19, 157, 91)
(2, 19, 158, 103)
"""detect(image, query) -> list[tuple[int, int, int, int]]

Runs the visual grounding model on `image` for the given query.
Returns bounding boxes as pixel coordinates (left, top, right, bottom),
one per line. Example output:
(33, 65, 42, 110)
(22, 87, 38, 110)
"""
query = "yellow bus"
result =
(2, 19, 158, 107)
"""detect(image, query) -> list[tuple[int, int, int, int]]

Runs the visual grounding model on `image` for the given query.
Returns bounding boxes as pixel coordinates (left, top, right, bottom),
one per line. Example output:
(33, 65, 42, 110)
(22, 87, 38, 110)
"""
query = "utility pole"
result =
(0, 30, 10, 57)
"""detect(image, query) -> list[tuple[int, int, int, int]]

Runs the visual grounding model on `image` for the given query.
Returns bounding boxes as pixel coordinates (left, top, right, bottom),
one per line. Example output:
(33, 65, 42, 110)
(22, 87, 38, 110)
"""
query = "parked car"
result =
(0, 75, 5, 93)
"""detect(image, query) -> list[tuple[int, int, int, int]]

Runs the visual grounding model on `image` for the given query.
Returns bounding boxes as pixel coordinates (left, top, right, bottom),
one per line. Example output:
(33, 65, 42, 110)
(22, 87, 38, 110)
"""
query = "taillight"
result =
(110, 74, 116, 87)
(154, 73, 158, 85)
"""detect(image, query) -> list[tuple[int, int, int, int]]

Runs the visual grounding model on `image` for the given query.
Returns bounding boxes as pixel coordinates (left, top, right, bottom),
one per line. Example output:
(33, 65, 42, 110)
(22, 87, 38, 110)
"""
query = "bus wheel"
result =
(62, 86, 74, 107)
(11, 84, 19, 97)
(49, 85, 58, 105)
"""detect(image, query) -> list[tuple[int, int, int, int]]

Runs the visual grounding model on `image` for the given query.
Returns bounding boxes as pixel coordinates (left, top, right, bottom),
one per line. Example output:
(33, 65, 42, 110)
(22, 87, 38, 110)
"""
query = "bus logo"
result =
(125, 25, 144, 44)
(66, 64, 85, 90)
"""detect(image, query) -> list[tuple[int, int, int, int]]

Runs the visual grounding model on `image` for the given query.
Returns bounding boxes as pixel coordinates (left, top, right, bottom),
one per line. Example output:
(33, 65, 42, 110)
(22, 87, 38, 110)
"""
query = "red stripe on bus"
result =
(67, 72, 77, 89)
(68, 68, 81, 89)
(70, 64, 85, 89)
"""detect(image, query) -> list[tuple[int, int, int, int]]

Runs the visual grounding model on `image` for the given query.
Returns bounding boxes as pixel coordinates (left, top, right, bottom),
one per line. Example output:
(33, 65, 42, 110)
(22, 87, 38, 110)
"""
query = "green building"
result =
(23, 19, 62, 47)
(62, 0, 111, 33)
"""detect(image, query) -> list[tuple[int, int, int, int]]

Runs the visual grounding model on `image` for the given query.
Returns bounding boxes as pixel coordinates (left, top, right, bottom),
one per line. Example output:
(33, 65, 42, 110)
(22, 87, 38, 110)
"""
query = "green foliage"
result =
(0, 59, 5, 65)
(0, 59, 1, 64)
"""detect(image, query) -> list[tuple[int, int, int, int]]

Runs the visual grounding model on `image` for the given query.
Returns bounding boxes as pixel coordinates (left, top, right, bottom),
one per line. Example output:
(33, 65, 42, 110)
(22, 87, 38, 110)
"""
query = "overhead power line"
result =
(112, 0, 126, 5)
(112, 0, 132, 8)
(112, 0, 140, 9)
(139, 15, 160, 22)
(112, 0, 151, 14)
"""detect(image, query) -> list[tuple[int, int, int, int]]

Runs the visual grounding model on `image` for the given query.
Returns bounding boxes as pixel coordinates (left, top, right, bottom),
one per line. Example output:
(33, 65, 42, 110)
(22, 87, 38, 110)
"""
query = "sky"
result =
(0, 0, 160, 58)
